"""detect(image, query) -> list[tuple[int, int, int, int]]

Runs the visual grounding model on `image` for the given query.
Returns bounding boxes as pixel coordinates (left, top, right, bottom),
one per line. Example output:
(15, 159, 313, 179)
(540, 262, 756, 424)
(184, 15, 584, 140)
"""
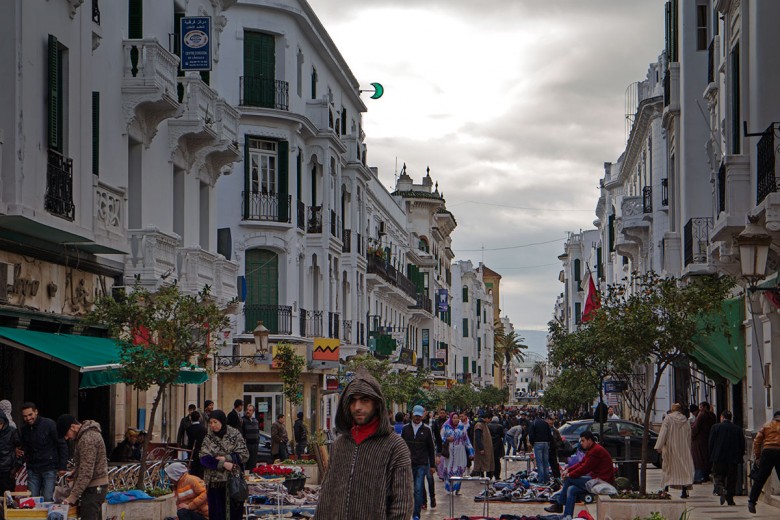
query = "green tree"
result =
(531, 361, 547, 390)
(477, 385, 509, 408)
(494, 324, 528, 385)
(87, 284, 229, 489)
(443, 383, 478, 411)
(345, 354, 431, 409)
(541, 369, 599, 415)
(276, 344, 305, 406)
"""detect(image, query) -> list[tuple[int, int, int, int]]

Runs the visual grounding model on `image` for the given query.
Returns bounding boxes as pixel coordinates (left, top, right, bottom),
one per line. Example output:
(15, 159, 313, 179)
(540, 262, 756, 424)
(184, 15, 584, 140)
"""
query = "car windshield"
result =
(558, 422, 590, 436)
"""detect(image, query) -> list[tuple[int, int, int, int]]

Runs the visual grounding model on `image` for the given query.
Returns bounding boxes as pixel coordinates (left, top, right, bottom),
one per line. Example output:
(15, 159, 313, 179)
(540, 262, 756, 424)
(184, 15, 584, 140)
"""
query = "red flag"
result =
(582, 272, 600, 323)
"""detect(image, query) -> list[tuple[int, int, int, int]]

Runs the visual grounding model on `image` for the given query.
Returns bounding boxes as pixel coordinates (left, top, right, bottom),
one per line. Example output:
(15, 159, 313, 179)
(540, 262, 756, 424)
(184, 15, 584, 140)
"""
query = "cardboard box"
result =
(3, 492, 77, 519)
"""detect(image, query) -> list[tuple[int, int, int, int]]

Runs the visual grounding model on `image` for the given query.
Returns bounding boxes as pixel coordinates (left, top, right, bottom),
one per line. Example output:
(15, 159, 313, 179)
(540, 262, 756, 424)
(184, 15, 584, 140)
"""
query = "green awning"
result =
(690, 298, 745, 384)
(0, 327, 208, 389)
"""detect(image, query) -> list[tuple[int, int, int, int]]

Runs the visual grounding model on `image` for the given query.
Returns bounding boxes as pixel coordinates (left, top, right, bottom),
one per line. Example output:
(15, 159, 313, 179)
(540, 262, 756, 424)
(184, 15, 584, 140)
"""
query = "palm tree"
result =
(531, 360, 546, 390)
(496, 329, 528, 387)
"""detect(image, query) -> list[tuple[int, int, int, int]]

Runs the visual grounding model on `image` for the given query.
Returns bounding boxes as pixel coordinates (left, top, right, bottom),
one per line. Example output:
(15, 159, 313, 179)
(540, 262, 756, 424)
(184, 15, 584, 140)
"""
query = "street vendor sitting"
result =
(544, 431, 614, 518)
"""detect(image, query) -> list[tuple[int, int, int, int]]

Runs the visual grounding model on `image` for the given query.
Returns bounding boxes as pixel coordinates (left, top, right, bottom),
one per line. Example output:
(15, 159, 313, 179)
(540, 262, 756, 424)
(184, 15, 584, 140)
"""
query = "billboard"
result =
(437, 289, 449, 312)
(180, 17, 211, 71)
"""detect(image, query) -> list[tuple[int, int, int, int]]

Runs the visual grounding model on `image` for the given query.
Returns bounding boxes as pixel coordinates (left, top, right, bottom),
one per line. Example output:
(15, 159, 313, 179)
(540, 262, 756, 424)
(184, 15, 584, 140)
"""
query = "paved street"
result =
(418, 458, 780, 519)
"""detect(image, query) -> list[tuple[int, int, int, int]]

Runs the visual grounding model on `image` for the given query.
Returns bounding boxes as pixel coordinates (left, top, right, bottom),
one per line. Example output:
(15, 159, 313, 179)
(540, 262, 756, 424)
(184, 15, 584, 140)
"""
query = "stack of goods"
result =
(473, 470, 563, 503)
(3, 492, 77, 519)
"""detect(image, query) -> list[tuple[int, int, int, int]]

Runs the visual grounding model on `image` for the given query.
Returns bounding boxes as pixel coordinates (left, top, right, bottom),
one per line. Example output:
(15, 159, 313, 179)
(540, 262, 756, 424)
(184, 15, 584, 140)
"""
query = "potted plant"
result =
(597, 490, 687, 520)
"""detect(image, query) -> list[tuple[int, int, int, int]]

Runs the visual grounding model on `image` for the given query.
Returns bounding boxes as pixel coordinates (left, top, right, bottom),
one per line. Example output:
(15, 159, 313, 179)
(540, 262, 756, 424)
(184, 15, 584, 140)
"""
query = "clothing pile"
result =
(473, 470, 563, 503)
(247, 481, 320, 506)
(445, 515, 570, 520)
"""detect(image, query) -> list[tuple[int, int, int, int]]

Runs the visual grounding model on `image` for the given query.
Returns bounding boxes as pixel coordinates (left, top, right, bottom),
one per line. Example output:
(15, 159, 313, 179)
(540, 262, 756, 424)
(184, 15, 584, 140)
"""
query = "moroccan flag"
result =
(582, 271, 600, 323)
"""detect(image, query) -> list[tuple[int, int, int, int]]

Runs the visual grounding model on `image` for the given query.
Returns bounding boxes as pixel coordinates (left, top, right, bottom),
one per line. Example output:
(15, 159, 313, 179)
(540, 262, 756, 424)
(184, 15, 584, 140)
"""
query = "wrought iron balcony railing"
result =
(642, 186, 652, 213)
(307, 206, 322, 233)
(296, 200, 305, 230)
(299, 309, 323, 337)
(717, 162, 726, 214)
(661, 178, 669, 206)
(239, 77, 289, 111)
(330, 210, 341, 238)
(342, 229, 352, 253)
(328, 312, 340, 339)
(45, 149, 75, 221)
(757, 124, 779, 205)
(242, 192, 291, 222)
(683, 217, 713, 267)
(245, 304, 292, 335)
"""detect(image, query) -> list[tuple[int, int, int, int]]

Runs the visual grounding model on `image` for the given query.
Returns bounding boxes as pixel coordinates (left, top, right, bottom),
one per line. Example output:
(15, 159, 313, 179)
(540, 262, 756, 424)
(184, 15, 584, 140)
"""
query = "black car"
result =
(556, 419, 662, 467)
(257, 431, 275, 464)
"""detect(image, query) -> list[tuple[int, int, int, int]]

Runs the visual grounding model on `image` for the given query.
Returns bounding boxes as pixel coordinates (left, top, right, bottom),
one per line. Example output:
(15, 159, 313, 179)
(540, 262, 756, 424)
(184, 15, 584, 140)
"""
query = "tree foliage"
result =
(86, 284, 229, 488)
(478, 385, 509, 408)
(345, 354, 431, 409)
(541, 369, 599, 415)
(443, 383, 478, 411)
(276, 344, 306, 406)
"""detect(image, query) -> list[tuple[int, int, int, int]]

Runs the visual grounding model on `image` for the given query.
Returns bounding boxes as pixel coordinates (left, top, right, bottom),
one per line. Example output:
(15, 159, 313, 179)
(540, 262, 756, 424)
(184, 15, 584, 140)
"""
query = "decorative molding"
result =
(67, 0, 84, 19)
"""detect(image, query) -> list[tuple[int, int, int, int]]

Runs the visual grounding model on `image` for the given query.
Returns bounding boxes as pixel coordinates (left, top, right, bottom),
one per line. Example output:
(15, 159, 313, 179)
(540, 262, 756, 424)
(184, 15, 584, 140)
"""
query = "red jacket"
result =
(568, 442, 614, 483)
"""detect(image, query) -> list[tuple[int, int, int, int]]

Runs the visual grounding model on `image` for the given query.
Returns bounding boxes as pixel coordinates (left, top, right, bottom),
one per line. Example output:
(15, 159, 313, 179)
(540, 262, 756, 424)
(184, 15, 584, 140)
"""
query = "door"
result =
(244, 32, 275, 107)
(243, 392, 284, 435)
(245, 249, 278, 332)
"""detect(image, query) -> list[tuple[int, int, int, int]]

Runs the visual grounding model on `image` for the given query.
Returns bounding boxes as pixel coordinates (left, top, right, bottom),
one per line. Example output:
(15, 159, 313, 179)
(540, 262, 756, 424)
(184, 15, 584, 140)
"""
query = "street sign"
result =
(604, 380, 628, 393)
(430, 358, 445, 372)
(180, 16, 211, 71)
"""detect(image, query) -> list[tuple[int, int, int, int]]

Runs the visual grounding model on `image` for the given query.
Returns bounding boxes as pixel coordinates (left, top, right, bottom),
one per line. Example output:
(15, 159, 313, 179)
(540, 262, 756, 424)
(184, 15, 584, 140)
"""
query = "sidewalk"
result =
(419, 458, 780, 519)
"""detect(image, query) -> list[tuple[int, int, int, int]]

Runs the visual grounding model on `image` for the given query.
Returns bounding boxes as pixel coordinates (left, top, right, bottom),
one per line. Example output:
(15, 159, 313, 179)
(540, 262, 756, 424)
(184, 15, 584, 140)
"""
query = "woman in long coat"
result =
(471, 415, 494, 477)
(654, 403, 694, 498)
(439, 413, 474, 494)
(200, 410, 250, 520)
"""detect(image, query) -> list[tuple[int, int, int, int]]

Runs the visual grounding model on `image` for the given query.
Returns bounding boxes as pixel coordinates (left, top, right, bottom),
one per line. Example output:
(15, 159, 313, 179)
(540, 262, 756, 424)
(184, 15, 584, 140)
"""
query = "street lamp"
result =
(253, 321, 270, 355)
(736, 215, 772, 288)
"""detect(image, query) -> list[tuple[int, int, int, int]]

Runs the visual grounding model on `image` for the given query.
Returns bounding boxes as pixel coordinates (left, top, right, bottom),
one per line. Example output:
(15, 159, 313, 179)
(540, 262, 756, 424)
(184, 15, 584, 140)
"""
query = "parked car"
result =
(556, 419, 662, 467)
(257, 431, 274, 464)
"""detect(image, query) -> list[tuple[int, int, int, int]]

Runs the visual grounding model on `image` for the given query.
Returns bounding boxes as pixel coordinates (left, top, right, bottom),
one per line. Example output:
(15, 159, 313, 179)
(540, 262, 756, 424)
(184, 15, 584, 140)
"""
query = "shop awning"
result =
(0, 327, 207, 389)
(690, 298, 745, 384)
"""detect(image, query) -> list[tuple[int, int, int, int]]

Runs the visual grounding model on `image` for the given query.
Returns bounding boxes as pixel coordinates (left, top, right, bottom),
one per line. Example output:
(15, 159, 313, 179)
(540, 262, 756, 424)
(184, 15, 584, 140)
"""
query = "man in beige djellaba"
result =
(654, 403, 694, 498)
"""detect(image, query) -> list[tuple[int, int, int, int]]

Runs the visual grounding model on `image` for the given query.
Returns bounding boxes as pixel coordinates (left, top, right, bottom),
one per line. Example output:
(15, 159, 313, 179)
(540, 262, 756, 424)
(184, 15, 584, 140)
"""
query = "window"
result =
(731, 43, 741, 154)
(462, 286, 468, 302)
(92, 92, 99, 175)
(608, 215, 616, 252)
(573, 259, 581, 283)
(311, 67, 318, 99)
(47, 35, 64, 152)
(248, 139, 277, 194)
(244, 32, 276, 108)
(296, 49, 303, 98)
(574, 302, 582, 324)
(128, 0, 143, 39)
(462, 318, 468, 337)
(696, 4, 708, 51)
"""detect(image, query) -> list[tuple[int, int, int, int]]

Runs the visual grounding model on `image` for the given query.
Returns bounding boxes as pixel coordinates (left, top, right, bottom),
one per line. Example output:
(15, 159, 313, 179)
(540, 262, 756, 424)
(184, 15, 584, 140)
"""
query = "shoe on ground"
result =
(430, 498, 436, 508)
(727, 499, 736, 506)
(421, 504, 426, 510)
(720, 493, 726, 505)
(544, 503, 563, 513)
(748, 501, 757, 514)
(412, 516, 420, 520)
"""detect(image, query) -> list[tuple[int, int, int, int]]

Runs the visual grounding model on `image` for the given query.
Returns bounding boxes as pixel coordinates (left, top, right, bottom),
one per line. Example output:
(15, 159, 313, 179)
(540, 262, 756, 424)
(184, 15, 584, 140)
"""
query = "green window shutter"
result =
(244, 32, 275, 107)
(472, 361, 476, 373)
(731, 43, 740, 154)
(47, 35, 61, 151)
(575, 302, 582, 325)
(174, 12, 183, 57)
(597, 247, 603, 279)
(462, 286, 468, 302)
(478, 366, 482, 377)
(311, 67, 317, 99)
(243, 135, 250, 219)
(574, 259, 581, 283)
(245, 249, 279, 332)
(92, 92, 99, 176)
(476, 298, 481, 315)
(278, 141, 289, 222)
(296, 152, 302, 199)
(463, 357, 469, 375)
(128, 0, 143, 39)
(608, 214, 616, 252)
(462, 318, 468, 337)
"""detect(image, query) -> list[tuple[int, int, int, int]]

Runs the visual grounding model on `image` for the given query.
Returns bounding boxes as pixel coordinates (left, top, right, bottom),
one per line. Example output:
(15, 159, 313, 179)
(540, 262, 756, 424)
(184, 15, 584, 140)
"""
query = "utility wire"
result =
(454, 237, 566, 252)
(448, 200, 593, 212)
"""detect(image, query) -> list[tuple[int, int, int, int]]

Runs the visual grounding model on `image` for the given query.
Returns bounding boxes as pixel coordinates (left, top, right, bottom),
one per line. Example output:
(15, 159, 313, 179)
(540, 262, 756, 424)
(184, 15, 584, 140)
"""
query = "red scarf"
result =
(351, 416, 380, 445)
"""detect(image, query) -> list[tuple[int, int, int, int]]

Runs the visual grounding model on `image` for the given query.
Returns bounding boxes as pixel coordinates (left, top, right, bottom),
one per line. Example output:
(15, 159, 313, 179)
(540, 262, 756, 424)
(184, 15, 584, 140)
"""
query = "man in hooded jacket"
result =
(0, 411, 20, 500)
(315, 368, 413, 520)
(56, 415, 108, 520)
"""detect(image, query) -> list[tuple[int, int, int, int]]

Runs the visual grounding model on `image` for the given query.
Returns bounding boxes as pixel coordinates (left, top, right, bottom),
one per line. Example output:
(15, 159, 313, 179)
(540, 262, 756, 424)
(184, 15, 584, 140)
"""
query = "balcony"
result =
(296, 201, 305, 230)
(327, 312, 340, 339)
(178, 246, 216, 294)
(307, 206, 322, 233)
(125, 228, 180, 289)
(662, 63, 680, 123)
(242, 192, 291, 223)
(341, 319, 352, 343)
(711, 156, 750, 243)
(410, 293, 433, 315)
(192, 99, 241, 177)
(684, 217, 713, 267)
(169, 75, 219, 160)
(330, 210, 341, 239)
(239, 77, 289, 111)
(342, 229, 352, 253)
(45, 149, 75, 221)
(299, 309, 323, 337)
(757, 125, 779, 205)
(620, 196, 650, 255)
(93, 181, 126, 251)
(642, 186, 652, 213)
(122, 39, 181, 144)
(245, 304, 292, 335)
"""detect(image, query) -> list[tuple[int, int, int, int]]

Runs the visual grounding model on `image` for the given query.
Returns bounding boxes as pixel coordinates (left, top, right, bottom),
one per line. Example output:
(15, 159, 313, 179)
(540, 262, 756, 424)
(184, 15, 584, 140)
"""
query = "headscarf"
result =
(443, 412, 458, 430)
(164, 462, 188, 482)
(209, 409, 228, 438)
(0, 401, 15, 429)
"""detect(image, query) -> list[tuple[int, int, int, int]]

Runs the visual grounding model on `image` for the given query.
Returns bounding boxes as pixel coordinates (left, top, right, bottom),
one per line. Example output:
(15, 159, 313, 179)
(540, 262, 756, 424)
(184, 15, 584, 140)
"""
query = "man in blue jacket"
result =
(401, 405, 436, 520)
(18, 402, 68, 501)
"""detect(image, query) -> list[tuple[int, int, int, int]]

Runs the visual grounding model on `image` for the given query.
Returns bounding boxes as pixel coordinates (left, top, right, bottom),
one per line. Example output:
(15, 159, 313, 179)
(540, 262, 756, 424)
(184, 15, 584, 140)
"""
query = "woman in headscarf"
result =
(439, 413, 473, 495)
(655, 403, 694, 498)
(0, 401, 15, 429)
(199, 409, 249, 520)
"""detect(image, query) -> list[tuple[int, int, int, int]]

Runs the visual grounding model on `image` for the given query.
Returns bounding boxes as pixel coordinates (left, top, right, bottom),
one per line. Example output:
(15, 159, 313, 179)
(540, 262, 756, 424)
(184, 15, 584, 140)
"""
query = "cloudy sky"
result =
(308, 0, 664, 332)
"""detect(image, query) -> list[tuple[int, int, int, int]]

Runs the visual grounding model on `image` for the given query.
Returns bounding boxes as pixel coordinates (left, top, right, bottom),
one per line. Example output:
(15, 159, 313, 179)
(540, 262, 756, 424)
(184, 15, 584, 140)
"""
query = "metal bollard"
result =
(448, 476, 491, 518)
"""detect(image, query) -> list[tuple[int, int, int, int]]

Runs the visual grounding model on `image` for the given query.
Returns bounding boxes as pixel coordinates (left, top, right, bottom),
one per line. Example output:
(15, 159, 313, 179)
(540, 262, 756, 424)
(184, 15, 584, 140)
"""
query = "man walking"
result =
(315, 367, 412, 520)
(0, 411, 20, 499)
(202, 400, 214, 423)
(18, 402, 68, 502)
(747, 410, 780, 514)
(293, 412, 308, 457)
(708, 410, 743, 506)
(529, 411, 553, 483)
(226, 399, 244, 431)
(177, 404, 197, 448)
(401, 406, 436, 520)
(56, 415, 108, 520)
(271, 414, 289, 461)
(691, 401, 716, 483)
(487, 416, 505, 479)
(242, 404, 260, 471)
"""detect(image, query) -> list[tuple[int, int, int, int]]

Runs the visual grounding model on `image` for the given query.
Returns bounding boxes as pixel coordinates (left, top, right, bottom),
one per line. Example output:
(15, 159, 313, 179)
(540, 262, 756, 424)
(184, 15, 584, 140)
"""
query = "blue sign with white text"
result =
(180, 16, 211, 71)
(437, 289, 449, 313)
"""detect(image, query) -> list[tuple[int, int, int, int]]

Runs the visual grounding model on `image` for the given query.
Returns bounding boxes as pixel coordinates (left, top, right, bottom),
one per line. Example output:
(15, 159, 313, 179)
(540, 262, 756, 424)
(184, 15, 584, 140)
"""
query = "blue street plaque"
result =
(180, 16, 211, 71)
